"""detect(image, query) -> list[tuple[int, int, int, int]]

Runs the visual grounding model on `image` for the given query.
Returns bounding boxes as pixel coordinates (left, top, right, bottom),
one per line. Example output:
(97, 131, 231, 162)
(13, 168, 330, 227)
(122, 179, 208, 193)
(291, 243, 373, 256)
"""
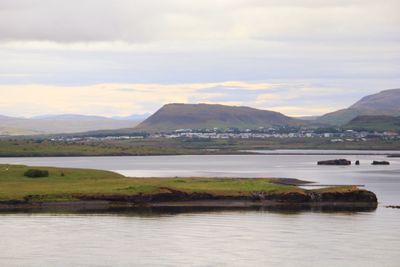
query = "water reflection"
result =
(0, 208, 398, 267)
(0, 204, 378, 216)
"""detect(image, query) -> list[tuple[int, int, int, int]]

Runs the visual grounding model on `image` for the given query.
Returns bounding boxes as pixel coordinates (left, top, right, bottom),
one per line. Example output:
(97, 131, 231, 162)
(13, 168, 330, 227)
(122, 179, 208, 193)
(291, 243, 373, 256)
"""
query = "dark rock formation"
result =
(317, 159, 351, 165)
(371, 160, 390, 165)
(315, 190, 377, 202)
(250, 191, 310, 203)
(386, 205, 400, 209)
(69, 187, 377, 205)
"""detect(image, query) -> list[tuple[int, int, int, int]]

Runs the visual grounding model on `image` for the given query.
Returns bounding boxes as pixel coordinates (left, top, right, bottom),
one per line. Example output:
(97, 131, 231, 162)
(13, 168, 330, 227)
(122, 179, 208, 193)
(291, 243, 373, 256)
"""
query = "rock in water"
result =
(371, 161, 390, 165)
(386, 205, 400, 209)
(317, 159, 351, 165)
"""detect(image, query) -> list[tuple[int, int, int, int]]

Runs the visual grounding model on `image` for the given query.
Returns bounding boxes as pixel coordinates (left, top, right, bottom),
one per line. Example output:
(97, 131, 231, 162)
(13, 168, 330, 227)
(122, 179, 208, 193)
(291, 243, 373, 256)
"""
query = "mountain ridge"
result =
(318, 88, 400, 125)
(0, 114, 141, 135)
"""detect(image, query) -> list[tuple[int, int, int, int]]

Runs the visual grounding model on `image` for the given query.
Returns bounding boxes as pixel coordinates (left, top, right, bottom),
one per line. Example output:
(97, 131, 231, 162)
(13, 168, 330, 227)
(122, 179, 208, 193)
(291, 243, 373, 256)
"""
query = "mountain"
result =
(0, 126, 43, 136)
(345, 115, 400, 132)
(31, 114, 132, 121)
(298, 116, 319, 121)
(318, 88, 400, 125)
(111, 113, 151, 121)
(135, 103, 308, 132)
(0, 114, 140, 135)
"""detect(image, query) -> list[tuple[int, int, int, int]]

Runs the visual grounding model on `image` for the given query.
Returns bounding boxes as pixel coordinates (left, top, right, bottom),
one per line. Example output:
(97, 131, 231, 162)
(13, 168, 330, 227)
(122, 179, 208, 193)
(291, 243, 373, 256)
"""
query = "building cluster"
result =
(52, 127, 399, 142)
(151, 128, 398, 141)
(50, 135, 144, 142)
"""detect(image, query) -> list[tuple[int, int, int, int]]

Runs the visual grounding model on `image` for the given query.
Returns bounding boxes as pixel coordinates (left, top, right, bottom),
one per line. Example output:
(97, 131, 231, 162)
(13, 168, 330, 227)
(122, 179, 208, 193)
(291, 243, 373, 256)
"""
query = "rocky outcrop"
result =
(317, 159, 351, 165)
(310, 190, 377, 202)
(6, 187, 377, 211)
(69, 187, 377, 205)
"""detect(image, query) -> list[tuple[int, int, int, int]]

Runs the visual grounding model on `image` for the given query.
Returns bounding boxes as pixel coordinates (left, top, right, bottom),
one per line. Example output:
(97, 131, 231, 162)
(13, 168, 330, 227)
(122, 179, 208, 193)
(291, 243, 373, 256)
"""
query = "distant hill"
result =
(0, 114, 140, 135)
(0, 126, 43, 136)
(297, 116, 319, 121)
(135, 103, 308, 132)
(345, 115, 400, 132)
(111, 113, 151, 121)
(318, 88, 400, 125)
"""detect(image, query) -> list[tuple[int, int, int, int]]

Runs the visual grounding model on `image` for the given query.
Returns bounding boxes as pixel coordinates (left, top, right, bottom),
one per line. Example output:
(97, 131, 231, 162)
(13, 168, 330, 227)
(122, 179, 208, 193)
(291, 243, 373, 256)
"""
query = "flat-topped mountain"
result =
(318, 88, 400, 125)
(135, 103, 307, 132)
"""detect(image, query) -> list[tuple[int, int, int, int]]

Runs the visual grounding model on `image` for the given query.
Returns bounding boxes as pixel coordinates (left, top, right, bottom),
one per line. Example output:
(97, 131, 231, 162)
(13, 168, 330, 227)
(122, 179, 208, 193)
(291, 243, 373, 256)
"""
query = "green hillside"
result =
(345, 115, 400, 132)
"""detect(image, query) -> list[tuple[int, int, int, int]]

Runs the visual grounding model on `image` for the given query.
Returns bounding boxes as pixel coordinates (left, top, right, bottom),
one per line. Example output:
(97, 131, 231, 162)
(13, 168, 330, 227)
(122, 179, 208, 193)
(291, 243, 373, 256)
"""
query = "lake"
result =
(0, 151, 399, 266)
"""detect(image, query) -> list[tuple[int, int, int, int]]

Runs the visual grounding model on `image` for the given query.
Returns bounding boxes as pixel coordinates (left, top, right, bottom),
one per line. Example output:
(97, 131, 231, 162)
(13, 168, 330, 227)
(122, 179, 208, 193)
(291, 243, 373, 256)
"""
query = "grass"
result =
(0, 139, 192, 156)
(0, 164, 304, 202)
(1, 138, 400, 157)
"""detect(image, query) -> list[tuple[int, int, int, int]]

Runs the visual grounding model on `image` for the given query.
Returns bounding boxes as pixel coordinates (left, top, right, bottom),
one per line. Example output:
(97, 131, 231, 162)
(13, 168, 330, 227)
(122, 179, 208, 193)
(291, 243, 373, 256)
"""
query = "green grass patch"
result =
(0, 164, 301, 202)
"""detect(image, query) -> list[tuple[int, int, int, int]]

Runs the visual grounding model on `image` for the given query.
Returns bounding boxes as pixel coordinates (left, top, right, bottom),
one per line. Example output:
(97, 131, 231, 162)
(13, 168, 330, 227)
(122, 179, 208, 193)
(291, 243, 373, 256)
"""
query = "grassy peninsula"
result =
(0, 164, 299, 202)
(0, 164, 377, 209)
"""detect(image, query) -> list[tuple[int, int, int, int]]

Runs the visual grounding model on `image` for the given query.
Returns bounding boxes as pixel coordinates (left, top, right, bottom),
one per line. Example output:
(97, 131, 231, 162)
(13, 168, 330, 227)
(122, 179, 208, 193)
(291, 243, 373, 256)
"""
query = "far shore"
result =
(0, 149, 399, 158)
(1, 138, 400, 157)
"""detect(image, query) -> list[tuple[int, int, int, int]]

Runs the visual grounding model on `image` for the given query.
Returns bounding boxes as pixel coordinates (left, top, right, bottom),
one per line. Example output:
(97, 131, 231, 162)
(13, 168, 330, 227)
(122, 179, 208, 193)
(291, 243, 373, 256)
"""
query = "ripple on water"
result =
(0, 210, 399, 266)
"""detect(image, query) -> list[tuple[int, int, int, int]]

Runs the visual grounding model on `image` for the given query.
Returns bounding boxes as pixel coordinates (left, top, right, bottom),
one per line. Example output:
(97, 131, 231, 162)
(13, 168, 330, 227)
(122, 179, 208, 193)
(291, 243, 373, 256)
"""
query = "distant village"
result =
(51, 126, 400, 142)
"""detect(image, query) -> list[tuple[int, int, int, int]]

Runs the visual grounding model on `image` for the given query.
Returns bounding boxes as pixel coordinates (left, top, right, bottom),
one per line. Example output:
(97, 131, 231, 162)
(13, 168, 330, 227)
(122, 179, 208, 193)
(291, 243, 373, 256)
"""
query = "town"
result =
(51, 126, 400, 143)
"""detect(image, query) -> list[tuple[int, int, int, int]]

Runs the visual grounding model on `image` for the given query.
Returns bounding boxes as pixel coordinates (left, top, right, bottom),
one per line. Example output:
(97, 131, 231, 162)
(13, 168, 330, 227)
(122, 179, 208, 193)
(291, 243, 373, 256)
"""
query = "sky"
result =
(0, 0, 399, 117)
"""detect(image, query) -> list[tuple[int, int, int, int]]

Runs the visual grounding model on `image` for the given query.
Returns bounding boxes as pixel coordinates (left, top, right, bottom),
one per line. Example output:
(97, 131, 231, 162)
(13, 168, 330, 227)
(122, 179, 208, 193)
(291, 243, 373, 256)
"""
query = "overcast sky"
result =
(0, 0, 399, 117)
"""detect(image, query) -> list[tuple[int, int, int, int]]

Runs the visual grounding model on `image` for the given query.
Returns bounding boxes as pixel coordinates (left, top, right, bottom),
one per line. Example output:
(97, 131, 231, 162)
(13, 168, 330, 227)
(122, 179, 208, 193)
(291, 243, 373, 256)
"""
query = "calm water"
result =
(0, 151, 400, 266)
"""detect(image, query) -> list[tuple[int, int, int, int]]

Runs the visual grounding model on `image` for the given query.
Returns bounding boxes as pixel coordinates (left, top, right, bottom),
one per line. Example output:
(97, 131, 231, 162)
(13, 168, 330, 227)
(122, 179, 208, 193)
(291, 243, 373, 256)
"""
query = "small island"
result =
(0, 164, 377, 211)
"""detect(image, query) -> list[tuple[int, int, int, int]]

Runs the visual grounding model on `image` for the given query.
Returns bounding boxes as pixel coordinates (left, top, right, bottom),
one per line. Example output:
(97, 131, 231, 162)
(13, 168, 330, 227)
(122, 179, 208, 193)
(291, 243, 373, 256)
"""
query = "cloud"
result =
(0, 1, 398, 114)
(0, 1, 398, 86)
(0, 82, 272, 116)
(0, 0, 399, 43)
(1, 38, 398, 85)
(1, 80, 400, 117)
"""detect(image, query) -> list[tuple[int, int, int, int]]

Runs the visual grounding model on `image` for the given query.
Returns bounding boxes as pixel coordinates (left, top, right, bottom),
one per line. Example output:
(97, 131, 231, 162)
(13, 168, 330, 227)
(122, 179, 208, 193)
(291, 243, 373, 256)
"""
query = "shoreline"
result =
(0, 151, 399, 158)
(0, 149, 399, 158)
